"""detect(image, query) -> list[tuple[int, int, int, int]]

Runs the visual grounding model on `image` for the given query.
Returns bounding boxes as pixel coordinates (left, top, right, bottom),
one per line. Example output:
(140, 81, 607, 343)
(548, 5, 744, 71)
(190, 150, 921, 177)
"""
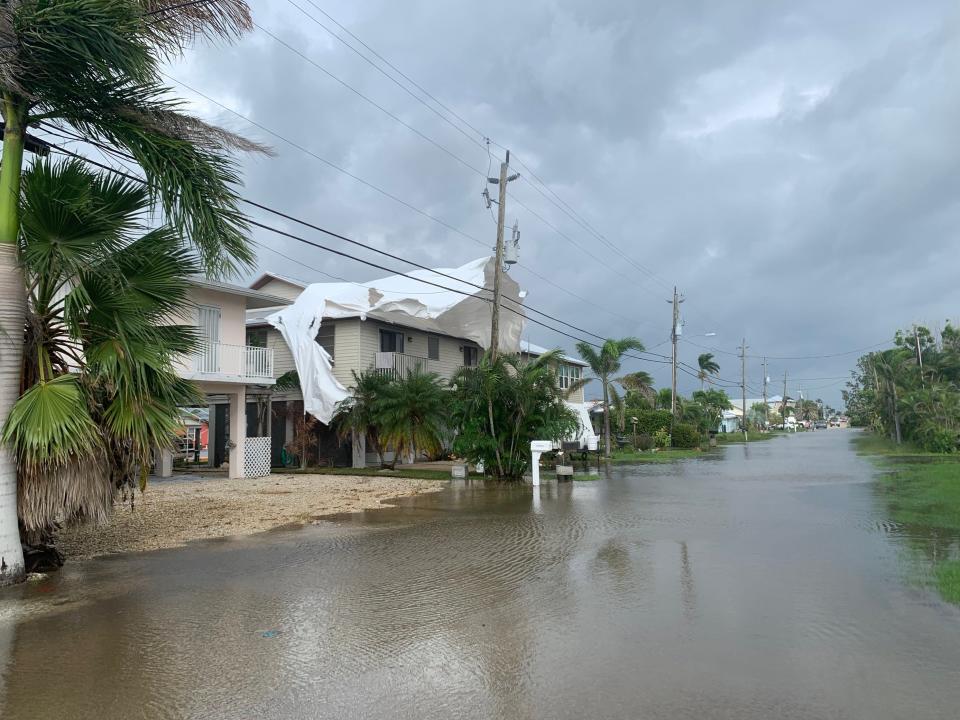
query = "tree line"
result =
(844, 325, 960, 452)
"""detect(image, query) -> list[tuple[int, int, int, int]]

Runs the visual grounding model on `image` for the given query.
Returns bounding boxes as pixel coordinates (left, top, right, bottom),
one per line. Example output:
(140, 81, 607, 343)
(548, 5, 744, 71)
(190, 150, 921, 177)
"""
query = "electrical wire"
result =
(40, 138, 671, 364)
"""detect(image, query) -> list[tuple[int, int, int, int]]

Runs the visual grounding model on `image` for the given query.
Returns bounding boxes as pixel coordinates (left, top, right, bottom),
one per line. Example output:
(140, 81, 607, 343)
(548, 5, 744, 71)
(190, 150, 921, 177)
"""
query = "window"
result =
(559, 363, 582, 390)
(316, 323, 335, 361)
(246, 328, 267, 348)
(427, 335, 440, 361)
(379, 328, 404, 354)
(463, 345, 478, 367)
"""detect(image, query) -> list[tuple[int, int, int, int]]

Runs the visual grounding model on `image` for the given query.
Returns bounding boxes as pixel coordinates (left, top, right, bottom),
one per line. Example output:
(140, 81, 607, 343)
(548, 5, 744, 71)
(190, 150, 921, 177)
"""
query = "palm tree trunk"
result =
(487, 396, 504, 478)
(603, 376, 611, 459)
(0, 97, 26, 585)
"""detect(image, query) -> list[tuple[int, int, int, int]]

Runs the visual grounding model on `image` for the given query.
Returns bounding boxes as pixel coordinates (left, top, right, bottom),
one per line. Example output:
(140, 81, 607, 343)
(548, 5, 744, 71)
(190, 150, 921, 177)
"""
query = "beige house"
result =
(159, 278, 290, 479)
(246, 273, 590, 467)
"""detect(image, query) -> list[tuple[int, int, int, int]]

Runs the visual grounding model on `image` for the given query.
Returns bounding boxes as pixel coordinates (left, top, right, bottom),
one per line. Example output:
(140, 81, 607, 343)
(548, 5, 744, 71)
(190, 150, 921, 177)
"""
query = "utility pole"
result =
(762, 356, 768, 429)
(487, 149, 518, 360)
(781, 370, 788, 427)
(739, 338, 748, 439)
(668, 287, 684, 418)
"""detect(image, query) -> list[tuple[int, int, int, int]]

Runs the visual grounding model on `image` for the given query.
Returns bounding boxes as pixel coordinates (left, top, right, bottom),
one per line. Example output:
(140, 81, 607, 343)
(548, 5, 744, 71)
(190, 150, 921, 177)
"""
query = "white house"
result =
(158, 277, 291, 479)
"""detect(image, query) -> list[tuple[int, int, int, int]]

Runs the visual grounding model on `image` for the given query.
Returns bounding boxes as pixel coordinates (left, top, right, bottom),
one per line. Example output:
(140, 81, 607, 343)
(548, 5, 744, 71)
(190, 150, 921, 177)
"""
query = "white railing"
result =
(192, 342, 274, 380)
(374, 351, 428, 378)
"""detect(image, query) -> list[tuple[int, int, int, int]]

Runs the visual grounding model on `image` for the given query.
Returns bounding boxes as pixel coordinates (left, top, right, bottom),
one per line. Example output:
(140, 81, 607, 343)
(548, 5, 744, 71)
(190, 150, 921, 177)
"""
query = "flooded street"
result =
(2, 431, 959, 719)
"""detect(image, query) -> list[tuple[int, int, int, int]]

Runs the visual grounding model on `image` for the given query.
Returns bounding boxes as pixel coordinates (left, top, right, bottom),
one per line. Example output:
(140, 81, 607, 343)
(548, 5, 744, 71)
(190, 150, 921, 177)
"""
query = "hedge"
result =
(633, 410, 673, 436)
(671, 423, 701, 449)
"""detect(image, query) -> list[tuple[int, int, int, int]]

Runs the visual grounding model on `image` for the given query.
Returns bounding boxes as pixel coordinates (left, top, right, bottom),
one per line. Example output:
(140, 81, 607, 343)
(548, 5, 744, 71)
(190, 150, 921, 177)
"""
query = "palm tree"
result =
(575, 338, 645, 459)
(451, 351, 578, 480)
(618, 371, 655, 405)
(333, 369, 393, 468)
(2, 159, 200, 554)
(377, 369, 448, 464)
(0, 2, 261, 583)
(697, 353, 720, 390)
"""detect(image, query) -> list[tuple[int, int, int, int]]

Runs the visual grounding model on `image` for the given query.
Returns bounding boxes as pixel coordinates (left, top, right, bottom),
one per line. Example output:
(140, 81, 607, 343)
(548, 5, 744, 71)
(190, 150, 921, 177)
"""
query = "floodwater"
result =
(2, 431, 960, 719)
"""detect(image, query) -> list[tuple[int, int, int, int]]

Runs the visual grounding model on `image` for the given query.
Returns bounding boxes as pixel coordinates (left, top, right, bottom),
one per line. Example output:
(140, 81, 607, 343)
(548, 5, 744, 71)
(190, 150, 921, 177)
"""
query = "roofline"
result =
(188, 277, 292, 309)
(249, 272, 308, 292)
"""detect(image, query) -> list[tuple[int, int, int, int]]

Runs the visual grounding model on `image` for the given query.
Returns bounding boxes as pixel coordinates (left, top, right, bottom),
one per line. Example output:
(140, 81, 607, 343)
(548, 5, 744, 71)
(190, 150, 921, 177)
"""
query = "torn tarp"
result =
(268, 257, 525, 424)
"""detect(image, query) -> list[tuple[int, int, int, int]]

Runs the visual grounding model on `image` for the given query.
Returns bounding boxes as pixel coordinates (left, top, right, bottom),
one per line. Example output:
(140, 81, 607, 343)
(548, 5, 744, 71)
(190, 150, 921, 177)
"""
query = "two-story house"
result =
(158, 277, 291, 479)
(246, 271, 596, 466)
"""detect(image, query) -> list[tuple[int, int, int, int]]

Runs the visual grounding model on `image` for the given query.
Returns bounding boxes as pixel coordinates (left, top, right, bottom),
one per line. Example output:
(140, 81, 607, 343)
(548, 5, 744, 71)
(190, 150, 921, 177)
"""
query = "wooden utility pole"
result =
(488, 149, 517, 360)
(762, 356, 768, 429)
(781, 370, 788, 426)
(739, 338, 748, 439)
(669, 287, 684, 418)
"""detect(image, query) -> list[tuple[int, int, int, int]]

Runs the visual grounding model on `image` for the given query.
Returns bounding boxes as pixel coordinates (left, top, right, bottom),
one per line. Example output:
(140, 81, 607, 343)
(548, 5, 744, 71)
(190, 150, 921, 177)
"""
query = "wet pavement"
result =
(1, 430, 959, 719)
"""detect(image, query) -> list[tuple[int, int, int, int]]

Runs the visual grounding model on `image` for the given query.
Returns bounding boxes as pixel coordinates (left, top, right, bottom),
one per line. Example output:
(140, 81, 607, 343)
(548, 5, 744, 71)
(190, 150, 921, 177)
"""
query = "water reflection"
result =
(2, 431, 960, 719)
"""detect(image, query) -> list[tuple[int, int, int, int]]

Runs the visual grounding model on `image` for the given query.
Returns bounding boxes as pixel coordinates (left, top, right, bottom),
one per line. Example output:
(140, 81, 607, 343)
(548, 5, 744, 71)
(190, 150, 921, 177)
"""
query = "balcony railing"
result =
(191, 341, 274, 380)
(374, 351, 429, 378)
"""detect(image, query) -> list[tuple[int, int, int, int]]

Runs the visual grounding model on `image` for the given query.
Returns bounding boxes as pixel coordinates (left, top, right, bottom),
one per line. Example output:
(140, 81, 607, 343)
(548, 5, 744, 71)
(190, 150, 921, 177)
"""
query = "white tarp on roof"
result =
(565, 401, 599, 449)
(267, 257, 524, 424)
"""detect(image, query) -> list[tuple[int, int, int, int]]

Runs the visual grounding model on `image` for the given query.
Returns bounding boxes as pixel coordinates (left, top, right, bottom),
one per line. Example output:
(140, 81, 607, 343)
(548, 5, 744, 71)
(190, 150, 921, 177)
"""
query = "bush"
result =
(671, 423, 700, 449)
(635, 433, 654, 451)
(653, 428, 671, 449)
(916, 425, 957, 454)
(634, 410, 673, 436)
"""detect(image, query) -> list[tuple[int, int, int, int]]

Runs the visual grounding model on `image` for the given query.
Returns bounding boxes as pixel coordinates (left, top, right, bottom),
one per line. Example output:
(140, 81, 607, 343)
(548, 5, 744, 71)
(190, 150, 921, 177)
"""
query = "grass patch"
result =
(852, 433, 942, 459)
(608, 448, 705, 463)
(714, 430, 782, 444)
(862, 433, 960, 604)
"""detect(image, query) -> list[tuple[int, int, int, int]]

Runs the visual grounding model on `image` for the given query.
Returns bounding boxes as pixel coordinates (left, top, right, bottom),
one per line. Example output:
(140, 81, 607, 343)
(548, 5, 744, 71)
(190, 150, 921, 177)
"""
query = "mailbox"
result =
(530, 440, 553, 452)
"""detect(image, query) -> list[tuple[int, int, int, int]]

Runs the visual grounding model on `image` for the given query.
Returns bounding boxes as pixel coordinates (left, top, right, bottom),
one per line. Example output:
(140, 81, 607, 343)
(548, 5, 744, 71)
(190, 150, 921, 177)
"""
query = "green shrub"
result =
(671, 423, 700, 449)
(653, 428, 671, 449)
(635, 433, 654, 451)
(635, 409, 673, 436)
(916, 426, 957, 454)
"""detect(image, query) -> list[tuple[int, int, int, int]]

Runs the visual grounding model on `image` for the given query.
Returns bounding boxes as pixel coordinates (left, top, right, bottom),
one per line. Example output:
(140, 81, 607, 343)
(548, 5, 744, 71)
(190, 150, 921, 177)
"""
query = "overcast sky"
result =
(168, 0, 958, 407)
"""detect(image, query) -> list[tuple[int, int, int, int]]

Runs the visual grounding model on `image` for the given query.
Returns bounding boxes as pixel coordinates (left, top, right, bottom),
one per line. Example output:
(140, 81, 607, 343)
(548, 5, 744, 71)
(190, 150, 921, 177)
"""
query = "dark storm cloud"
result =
(169, 0, 959, 405)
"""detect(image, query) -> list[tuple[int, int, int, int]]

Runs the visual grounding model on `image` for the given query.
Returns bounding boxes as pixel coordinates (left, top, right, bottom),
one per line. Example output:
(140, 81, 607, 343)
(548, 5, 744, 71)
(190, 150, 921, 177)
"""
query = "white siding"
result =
(253, 278, 305, 301)
(265, 328, 295, 376)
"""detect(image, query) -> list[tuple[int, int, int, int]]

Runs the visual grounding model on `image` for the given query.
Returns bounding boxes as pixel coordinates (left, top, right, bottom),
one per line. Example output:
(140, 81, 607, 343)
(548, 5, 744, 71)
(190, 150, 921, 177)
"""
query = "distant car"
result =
(814, 421, 827, 429)
(829, 418, 841, 427)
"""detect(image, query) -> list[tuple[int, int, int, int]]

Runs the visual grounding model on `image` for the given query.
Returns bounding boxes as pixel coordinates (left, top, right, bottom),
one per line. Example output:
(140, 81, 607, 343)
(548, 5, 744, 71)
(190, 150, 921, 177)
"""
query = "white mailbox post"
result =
(530, 440, 553, 487)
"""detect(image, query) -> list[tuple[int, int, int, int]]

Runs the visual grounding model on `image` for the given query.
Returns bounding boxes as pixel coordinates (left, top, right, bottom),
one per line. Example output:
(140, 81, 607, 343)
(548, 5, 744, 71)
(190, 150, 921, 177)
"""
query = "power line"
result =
(282, 0, 488, 152)
(156, 75, 663, 329)
(253, 21, 485, 178)
(41, 138, 672, 363)
(250, 17, 672, 302)
(274, 0, 671, 295)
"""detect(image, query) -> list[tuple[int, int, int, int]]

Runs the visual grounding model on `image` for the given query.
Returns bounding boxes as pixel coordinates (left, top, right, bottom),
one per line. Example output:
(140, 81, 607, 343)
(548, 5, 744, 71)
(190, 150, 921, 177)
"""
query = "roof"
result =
(520, 340, 589, 367)
(248, 272, 309, 292)
(188, 277, 292, 309)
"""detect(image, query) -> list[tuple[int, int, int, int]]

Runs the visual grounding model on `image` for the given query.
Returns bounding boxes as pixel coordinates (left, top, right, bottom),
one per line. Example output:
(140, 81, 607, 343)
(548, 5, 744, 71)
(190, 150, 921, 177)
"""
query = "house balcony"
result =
(374, 351, 431, 379)
(179, 341, 275, 385)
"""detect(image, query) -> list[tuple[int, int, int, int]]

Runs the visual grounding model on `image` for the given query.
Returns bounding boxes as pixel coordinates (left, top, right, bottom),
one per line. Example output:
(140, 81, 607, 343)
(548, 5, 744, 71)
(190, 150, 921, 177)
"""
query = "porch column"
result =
(156, 448, 173, 478)
(227, 386, 246, 479)
(351, 430, 366, 469)
(207, 402, 217, 469)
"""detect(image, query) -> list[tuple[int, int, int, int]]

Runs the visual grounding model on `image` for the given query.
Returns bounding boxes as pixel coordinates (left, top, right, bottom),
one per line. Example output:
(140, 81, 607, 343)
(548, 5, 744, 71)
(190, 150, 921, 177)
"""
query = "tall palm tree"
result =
(0, 1, 261, 584)
(697, 353, 720, 390)
(576, 338, 645, 459)
(377, 369, 448, 464)
(2, 159, 200, 553)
